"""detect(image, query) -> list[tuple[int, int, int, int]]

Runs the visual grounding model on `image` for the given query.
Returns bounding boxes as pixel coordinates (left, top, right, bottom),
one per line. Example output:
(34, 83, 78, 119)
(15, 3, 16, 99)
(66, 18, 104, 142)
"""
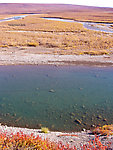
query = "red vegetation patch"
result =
(93, 124, 113, 136)
(0, 131, 76, 149)
(0, 130, 111, 149)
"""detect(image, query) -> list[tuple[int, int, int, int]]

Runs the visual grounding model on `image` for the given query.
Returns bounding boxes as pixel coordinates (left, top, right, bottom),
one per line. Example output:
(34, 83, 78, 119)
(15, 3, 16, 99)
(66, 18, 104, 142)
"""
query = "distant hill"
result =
(0, 3, 113, 14)
(0, 3, 113, 22)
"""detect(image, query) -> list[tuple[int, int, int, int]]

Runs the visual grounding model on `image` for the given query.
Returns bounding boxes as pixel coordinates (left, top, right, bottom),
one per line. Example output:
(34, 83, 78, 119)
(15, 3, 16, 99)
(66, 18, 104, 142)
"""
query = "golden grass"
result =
(0, 14, 113, 55)
(41, 127, 49, 133)
(27, 42, 39, 47)
(0, 14, 14, 19)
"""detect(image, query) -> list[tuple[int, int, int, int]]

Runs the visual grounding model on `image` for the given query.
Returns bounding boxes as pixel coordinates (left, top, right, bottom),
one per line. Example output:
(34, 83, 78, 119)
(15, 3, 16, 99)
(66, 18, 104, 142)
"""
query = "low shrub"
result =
(41, 127, 49, 133)
(93, 124, 113, 136)
(27, 42, 39, 47)
(0, 130, 111, 149)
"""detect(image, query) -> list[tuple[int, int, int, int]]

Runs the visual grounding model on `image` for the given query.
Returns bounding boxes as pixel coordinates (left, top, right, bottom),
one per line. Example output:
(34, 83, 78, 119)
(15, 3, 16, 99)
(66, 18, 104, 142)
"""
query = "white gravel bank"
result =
(0, 47, 113, 66)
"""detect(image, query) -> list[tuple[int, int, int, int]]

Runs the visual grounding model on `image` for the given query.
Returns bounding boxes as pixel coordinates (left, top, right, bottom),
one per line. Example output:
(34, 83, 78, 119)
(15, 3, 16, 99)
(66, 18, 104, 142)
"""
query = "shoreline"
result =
(0, 47, 113, 67)
(0, 46, 113, 148)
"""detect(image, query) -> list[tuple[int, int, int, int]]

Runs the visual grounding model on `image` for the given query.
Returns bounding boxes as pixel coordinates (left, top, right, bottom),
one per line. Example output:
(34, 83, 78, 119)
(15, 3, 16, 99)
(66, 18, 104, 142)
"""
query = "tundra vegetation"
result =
(0, 125, 112, 149)
(0, 14, 113, 55)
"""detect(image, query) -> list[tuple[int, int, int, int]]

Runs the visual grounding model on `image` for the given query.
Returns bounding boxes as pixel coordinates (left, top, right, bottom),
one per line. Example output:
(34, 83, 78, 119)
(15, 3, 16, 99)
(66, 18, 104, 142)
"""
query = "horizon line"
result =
(0, 3, 113, 9)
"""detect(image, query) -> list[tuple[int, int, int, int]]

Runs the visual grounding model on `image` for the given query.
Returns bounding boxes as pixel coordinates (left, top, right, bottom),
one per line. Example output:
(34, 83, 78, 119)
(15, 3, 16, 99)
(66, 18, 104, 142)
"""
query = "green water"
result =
(0, 65, 113, 131)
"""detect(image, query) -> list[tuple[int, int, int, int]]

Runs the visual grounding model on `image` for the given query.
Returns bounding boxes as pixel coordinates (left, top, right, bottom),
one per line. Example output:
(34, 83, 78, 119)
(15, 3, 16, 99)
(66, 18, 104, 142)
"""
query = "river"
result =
(0, 65, 113, 131)
(0, 15, 28, 22)
(43, 17, 113, 33)
(0, 15, 113, 33)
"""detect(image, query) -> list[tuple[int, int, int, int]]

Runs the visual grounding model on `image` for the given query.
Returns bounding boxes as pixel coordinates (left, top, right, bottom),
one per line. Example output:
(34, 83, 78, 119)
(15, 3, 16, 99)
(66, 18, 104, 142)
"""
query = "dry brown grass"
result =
(0, 14, 113, 55)
(0, 14, 14, 19)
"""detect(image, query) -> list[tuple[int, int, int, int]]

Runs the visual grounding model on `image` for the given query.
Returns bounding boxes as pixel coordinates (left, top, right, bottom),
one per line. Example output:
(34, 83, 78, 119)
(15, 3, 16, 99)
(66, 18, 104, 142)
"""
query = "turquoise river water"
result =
(0, 65, 113, 131)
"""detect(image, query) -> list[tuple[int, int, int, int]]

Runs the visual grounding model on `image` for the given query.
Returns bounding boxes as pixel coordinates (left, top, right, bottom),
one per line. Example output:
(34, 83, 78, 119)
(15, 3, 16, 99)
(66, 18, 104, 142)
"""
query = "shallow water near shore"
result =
(0, 65, 113, 131)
